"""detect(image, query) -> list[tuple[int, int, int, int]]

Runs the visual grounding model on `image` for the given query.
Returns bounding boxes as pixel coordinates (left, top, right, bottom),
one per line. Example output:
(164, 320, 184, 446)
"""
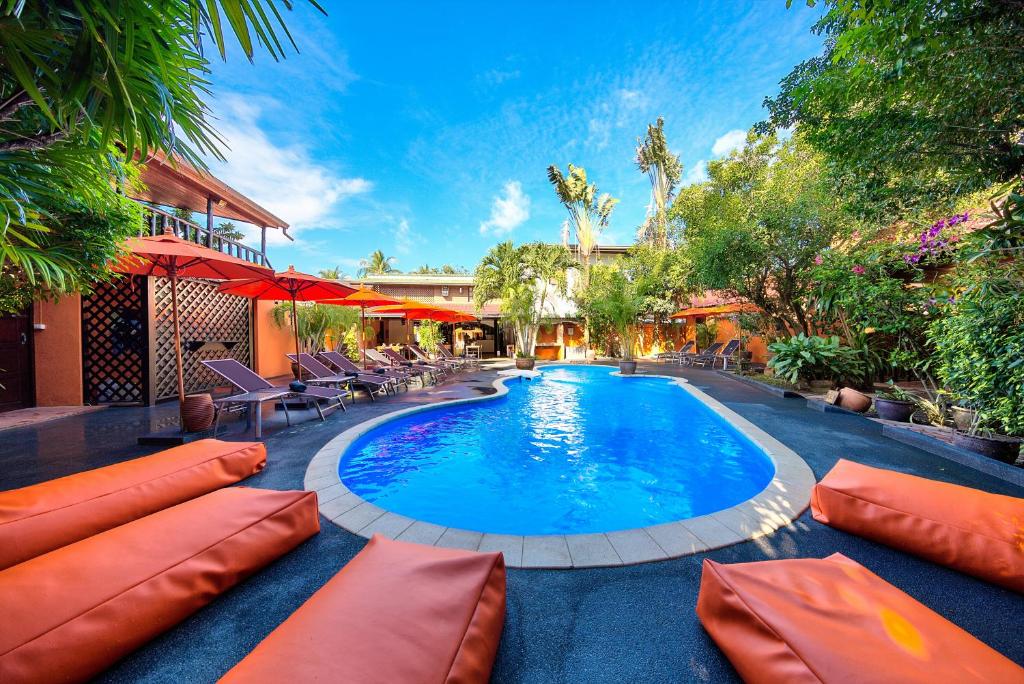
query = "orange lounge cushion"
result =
(220, 535, 506, 684)
(0, 438, 266, 569)
(0, 487, 318, 684)
(811, 459, 1024, 592)
(697, 553, 1022, 684)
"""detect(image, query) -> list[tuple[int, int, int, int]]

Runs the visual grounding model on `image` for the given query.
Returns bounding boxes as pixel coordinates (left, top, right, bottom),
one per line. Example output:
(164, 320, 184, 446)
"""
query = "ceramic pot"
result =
(875, 398, 916, 422)
(952, 431, 1021, 464)
(619, 360, 637, 375)
(950, 406, 977, 432)
(181, 393, 214, 432)
(837, 387, 872, 413)
(515, 357, 536, 370)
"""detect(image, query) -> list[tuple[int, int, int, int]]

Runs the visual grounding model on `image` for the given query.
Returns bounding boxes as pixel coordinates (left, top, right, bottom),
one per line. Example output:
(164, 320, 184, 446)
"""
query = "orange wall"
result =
(253, 300, 294, 379)
(34, 295, 83, 406)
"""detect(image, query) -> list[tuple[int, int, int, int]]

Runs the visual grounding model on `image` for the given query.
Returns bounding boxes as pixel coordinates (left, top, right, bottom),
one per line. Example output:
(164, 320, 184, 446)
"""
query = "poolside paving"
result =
(2, 361, 1022, 683)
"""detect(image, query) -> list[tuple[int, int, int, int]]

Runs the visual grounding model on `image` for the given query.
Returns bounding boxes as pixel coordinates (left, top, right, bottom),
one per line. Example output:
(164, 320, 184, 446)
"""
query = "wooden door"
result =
(0, 310, 33, 412)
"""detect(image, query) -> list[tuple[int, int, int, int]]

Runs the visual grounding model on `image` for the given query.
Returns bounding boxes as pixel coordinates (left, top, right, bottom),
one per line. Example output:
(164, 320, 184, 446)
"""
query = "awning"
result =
(670, 302, 760, 319)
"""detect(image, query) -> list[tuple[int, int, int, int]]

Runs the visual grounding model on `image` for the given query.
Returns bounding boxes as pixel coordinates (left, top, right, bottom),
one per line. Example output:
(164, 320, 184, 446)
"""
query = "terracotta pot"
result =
(950, 406, 977, 432)
(515, 357, 536, 370)
(181, 393, 214, 433)
(952, 431, 1021, 464)
(290, 361, 301, 379)
(875, 398, 916, 422)
(619, 360, 637, 375)
(837, 387, 872, 413)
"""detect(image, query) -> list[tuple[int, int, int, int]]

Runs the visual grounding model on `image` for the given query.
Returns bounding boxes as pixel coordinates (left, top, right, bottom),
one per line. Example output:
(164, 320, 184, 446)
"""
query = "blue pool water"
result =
(339, 365, 776, 535)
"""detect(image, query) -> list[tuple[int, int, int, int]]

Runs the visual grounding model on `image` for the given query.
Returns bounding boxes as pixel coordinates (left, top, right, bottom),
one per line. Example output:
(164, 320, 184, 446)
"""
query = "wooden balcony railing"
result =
(138, 204, 271, 268)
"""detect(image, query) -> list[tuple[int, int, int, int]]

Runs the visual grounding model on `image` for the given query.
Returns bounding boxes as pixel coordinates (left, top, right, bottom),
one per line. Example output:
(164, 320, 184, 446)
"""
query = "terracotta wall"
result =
(252, 300, 294, 379)
(34, 295, 83, 406)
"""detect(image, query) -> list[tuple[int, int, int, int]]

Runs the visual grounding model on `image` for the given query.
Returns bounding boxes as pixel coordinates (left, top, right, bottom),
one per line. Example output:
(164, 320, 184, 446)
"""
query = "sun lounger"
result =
(220, 535, 506, 684)
(687, 341, 723, 367)
(438, 343, 471, 368)
(367, 348, 434, 384)
(0, 487, 319, 684)
(287, 353, 391, 401)
(319, 350, 410, 391)
(407, 344, 456, 374)
(0, 439, 265, 570)
(697, 554, 1022, 683)
(713, 339, 742, 369)
(202, 359, 346, 438)
(812, 459, 1024, 593)
(382, 347, 443, 378)
(656, 340, 695, 364)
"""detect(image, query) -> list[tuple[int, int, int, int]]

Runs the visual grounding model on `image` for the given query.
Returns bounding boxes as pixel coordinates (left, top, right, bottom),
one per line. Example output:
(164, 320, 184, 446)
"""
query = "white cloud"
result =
(481, 68, 521, 85)
(711, 129, 747, 157)
(683, 160, 708, 185)
(206, 94, 372, 245)
(479, 181, 531, 236)
(394, 218, 417, 255)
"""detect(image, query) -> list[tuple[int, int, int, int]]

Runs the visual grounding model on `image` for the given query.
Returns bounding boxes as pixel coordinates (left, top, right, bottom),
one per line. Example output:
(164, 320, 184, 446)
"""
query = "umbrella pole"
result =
(360, 305, 366, 369)
(291, 297, 302, 381)
(169, 272, 187, 423)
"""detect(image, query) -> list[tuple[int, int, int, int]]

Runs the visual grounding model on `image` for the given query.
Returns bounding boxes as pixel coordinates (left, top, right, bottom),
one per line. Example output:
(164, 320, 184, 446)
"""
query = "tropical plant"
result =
(762, 0, 1024, 222)
(695, 322, 718, 351)
(0, 1, 321, 309)
(766, 334, 864, 386)
(635, 117, 683, 247)
(671, 130, 846, 337)
(416, 320, 443, 354)
(583, 268, 642, 361)
(546, 164, 618, 283)
(271, 302, 359, 356)
(874, 381, 918, 403)
(358, 250, 397, 277)
(215, 221, 245, 241)
(473, 241, 573, 357)
(317, 266, 346, 281)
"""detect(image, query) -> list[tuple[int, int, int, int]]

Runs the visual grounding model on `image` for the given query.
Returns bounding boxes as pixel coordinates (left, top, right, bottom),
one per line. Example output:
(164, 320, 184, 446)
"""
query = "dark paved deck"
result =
(2, 362, 1022, 683)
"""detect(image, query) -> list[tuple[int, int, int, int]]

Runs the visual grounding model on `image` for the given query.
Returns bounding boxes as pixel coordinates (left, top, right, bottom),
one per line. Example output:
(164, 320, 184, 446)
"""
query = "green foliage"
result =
(762, 0, 1024, 221)
(271, 302, 359, 356)
(317, 266, 346, 281)
(416, 320, 443, 354)
(546, 164, 618, 274)
(412, 264, 468, 274)
(0, 1, 318, 309)
(215, 221, 245, 241)
(358, 250, 397, 277)
(474, 241, 573, 356)
(928, 263, 1024, 436)
(618, 244, 689, 322)
(671, 130, 846, 336)
(576, 265, 642, 360)
(695, 322, 718, 350)
(635, 117, 682, 247)
(767, 333, 864, 385)
(874, 380, 918, 403)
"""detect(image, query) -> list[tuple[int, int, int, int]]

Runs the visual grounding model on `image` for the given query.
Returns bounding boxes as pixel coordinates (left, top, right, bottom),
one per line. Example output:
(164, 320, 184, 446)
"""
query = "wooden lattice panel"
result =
(153, 277, 252, 400)
(82, 277, 148, 404)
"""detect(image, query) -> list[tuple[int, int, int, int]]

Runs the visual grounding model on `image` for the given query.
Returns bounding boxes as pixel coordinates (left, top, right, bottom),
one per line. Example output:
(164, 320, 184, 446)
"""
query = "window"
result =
(440, 286, 450, 297)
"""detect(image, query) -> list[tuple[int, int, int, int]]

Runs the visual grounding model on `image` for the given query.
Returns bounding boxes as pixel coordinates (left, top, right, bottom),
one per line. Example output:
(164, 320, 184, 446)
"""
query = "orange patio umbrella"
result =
(670, 302, 760, 318)
(323, 286, 402, 367)
(218, 266, 356, 381)
(112, 233, 273, 419)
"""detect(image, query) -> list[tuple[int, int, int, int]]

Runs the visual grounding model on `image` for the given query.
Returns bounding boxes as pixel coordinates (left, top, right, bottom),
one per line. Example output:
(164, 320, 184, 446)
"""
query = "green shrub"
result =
(695, 322, 718, 350)
(767, 333, 864, 385)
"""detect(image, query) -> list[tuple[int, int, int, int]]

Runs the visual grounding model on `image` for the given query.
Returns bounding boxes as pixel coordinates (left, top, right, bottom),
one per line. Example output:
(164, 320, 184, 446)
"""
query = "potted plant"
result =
(515, 353, 536, 370)
(836, 387, 872, 413)
(873, 381, 918, 422)
(271, 302, 358, 377)
(952, 414, 1021, 463)
(587, 269, 641, 375)
(767, 334, 864, 390)
(949, 404, 978, 432)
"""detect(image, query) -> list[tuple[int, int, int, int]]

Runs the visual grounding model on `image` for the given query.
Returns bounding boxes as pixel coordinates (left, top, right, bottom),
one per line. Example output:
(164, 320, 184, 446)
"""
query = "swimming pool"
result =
(338, 365, 777, 536)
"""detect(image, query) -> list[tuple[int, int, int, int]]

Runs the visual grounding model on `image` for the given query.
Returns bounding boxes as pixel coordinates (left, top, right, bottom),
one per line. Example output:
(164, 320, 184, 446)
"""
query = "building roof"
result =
(131, 151, 289, 229)
(350, 273, 476, 286)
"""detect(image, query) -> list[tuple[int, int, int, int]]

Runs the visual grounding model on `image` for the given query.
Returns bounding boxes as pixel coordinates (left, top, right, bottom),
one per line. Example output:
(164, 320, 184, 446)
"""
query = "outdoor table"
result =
(212, 389, 297, 439)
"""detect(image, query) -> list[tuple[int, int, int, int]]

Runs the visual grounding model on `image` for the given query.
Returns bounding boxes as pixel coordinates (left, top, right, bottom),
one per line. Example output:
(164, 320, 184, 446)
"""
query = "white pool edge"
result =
(303, 364, 816, 569)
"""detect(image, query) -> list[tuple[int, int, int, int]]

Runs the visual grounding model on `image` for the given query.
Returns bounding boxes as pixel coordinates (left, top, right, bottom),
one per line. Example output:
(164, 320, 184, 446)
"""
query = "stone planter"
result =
(515, 357, 536, 370)
(952, 431, 1021, 464)
(181, 393, 214, 432)
(619, 360, 637, 375)
(950, 406, 977, 432)
(837, 387, 872, 413)
(875, 398, 916, 422)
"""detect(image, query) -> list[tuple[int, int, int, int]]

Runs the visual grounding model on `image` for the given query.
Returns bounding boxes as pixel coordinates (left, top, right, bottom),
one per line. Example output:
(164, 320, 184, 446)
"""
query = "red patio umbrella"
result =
(324, 286, 401, 367)
(112, 233, 273, 418)
(218, 266, 356, 380)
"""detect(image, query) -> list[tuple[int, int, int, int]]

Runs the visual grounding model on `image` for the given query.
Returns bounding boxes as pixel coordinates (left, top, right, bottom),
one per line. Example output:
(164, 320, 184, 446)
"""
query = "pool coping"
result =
(303, 364, 816, 569)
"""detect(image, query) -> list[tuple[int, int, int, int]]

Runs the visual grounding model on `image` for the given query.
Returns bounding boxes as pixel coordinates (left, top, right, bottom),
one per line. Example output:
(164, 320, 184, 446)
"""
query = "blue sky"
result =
(203, 1, 825, 275)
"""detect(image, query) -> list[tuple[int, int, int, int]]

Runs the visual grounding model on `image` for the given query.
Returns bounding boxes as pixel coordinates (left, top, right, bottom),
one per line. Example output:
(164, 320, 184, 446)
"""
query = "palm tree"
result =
(357, 250, 397, 277)
(546, 164, 618, 286)
(636, 117, 682, 247)
(317, 266, 347, 281)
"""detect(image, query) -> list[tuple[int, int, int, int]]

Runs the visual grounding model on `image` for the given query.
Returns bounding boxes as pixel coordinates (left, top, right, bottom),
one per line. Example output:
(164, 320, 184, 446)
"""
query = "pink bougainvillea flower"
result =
(814, 254, 824, 265)
(851, 264, 866, 275)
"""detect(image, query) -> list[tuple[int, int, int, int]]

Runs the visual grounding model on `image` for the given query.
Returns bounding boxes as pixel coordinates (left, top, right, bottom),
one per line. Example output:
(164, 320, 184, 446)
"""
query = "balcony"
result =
(138, 204, 271, 267)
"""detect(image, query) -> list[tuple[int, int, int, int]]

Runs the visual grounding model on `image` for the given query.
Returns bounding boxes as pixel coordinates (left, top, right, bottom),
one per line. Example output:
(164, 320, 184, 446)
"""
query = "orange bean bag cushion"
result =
(0, 439, 266, 569)
(697, 553, 1022, 683)
(220, 535, 506, 684)
(811, 459, 1024, 592)
(0, 487, 318, 684)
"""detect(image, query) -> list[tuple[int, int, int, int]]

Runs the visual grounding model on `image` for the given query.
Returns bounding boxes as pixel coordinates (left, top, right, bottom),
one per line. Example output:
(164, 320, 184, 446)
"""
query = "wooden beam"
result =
(260, 226, 267, 265)
(206, 196, 215, 248)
